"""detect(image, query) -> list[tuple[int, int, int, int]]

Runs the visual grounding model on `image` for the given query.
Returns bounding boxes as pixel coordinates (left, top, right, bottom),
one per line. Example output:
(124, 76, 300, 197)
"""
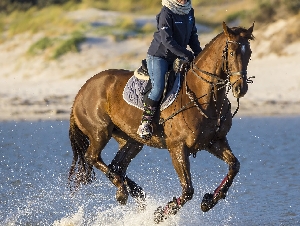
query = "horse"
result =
(68, 21, 254, 223)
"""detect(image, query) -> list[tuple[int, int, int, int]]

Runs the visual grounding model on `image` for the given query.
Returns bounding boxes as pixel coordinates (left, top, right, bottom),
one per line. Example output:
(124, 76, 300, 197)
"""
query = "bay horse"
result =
(68, 22, 254, 223)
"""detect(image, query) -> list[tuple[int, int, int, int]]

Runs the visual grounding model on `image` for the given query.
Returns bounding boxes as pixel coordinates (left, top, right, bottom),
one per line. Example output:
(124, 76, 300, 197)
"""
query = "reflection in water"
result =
(0, 117, 300, 225)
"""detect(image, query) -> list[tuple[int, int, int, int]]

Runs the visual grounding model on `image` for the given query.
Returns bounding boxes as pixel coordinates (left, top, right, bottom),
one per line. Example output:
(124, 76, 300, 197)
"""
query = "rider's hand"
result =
(173, 58, 190, 73)
(186, 51, 194, 62)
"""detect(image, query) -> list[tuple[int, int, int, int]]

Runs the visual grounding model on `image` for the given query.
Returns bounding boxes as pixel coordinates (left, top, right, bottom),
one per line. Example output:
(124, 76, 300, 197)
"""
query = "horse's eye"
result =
(230, 52, 234, 56)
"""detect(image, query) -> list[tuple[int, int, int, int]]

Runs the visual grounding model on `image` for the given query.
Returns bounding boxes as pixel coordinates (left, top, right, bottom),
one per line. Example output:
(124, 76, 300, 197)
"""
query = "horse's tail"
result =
(68, 111, 95, 191)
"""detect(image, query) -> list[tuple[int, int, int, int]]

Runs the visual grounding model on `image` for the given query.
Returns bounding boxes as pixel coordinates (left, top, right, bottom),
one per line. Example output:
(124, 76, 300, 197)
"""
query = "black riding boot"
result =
(137, 97, 158, 140)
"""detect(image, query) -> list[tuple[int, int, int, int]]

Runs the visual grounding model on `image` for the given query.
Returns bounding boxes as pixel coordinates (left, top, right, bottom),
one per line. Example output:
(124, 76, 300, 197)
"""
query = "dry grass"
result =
(5, 6, 86, 38)
(1, 0, 299, 60)
(75, 0, 161, 13)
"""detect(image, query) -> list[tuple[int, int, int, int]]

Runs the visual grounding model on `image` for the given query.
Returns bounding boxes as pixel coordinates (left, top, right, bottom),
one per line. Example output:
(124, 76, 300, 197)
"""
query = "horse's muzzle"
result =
(231, 73, 248, 98)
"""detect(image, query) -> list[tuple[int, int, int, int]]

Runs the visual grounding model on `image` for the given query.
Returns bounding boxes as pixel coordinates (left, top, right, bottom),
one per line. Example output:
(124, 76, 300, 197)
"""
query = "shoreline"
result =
(1, 99, 300, 122)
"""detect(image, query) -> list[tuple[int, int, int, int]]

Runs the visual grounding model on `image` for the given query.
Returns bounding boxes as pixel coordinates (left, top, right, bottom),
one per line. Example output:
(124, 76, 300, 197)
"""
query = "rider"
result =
(137, 0, 202, 139)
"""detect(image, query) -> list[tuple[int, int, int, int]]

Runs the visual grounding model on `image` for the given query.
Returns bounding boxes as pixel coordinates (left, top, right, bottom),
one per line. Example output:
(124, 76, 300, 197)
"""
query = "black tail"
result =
(68, 112, 95, 191)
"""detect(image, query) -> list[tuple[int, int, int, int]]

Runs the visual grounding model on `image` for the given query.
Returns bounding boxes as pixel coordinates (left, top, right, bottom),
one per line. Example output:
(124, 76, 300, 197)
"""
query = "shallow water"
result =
(0, 117, 300, 226)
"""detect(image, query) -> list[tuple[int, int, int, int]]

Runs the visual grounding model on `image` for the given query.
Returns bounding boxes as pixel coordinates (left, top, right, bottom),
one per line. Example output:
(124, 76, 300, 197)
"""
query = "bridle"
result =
(190, 39, 251, 87)
(159, 39, 254, 125)
(223, 40, 249, 86)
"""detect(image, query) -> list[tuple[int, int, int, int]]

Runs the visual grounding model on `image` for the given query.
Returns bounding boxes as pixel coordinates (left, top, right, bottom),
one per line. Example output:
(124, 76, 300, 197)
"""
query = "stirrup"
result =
(137, 122, 153, 140)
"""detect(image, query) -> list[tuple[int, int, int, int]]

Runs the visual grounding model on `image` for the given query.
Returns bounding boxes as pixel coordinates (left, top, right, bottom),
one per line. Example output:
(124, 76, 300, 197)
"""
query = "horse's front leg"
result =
(154, 144, 193, 223)
(201, 137, 240, 212)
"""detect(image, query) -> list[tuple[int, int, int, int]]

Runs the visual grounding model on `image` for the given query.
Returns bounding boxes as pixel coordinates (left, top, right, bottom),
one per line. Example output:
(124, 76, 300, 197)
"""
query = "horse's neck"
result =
(185, 35, 228, 109)
(191, 37, 226, 85)
(195, 35, 226, 78)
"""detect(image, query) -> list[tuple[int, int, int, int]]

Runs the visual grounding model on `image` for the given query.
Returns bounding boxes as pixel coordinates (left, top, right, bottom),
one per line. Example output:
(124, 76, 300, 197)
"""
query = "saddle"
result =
(137, 58, 190, 100)
(123, 58, 189, 111)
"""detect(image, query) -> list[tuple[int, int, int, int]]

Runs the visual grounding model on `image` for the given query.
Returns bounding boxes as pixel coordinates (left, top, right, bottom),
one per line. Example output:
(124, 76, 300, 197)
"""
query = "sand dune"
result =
(0, 9, 299, 121)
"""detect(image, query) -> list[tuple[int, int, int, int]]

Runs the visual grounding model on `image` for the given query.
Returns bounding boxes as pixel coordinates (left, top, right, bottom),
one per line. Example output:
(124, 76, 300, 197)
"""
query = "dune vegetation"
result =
(0, 0, 299, 59)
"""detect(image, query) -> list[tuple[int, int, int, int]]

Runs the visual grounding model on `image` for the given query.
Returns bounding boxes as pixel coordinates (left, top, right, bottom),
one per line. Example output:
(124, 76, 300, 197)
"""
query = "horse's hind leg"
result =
(82, 123, 130, 204)
(201, 137, 240, 212)
(109, 134, 145, 206)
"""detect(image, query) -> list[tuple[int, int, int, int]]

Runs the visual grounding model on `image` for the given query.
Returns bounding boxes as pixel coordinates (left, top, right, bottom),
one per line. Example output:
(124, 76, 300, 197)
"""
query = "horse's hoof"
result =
(116, 184, 129, 205)
(135, 191, 146, 211)
(154, 206, 164, 224)
(125, 177, 146, 210)
(201, 193, 215, 212)
(153, 197, 181, 224)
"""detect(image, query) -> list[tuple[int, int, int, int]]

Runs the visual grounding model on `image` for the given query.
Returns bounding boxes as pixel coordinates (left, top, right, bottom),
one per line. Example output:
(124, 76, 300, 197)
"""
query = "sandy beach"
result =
(0, 9, 299, 121)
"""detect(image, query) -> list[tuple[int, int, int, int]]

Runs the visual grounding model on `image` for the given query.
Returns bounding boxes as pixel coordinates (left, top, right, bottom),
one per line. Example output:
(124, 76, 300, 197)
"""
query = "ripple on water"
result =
(0, 118, 300, 225)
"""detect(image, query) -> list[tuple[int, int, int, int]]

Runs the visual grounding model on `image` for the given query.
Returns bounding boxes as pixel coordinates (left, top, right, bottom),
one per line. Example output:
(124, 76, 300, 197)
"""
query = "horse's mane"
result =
(199, 26, 255, 57)
(195, 32, 221, 60)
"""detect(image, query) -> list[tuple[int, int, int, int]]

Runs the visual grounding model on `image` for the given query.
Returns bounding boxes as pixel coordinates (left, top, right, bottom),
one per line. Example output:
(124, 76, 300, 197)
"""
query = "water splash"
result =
(53, 206, 84, 226)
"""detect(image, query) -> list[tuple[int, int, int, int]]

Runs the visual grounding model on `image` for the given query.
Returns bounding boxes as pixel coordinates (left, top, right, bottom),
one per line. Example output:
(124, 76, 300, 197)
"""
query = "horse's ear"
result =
(223, 21, 233, 38)
(247, 22, 255, 34)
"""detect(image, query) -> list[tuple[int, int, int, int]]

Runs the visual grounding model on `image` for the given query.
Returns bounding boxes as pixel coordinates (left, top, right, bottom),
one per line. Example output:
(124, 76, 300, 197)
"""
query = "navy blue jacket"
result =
(147, 6, 202, 62)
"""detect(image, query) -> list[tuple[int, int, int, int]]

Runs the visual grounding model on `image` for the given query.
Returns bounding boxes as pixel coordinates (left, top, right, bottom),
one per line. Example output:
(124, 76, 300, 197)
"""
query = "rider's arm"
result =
(159, 8, 194, 61)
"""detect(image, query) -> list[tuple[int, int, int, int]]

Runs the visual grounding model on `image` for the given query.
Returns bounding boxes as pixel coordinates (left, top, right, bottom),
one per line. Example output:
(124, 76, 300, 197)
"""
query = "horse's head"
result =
(222, 22, 254, 98)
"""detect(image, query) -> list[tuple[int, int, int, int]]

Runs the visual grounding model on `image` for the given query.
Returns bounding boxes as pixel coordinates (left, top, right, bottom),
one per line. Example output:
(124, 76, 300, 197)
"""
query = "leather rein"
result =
(159, 40, 254, 125)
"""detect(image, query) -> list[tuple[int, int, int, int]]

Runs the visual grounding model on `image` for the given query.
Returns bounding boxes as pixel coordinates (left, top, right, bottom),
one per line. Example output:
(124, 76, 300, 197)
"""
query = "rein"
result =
(159, 40, 254, 125)
(159, 63, 232, 125)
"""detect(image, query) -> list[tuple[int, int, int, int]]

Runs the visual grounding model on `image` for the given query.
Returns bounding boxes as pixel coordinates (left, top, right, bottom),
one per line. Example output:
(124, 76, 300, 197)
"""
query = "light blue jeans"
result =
(146, 54, 173, 102)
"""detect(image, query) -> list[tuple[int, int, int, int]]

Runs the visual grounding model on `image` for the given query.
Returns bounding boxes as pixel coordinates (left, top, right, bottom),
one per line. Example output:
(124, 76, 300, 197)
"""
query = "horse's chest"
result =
(187, 119, 231, 150)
